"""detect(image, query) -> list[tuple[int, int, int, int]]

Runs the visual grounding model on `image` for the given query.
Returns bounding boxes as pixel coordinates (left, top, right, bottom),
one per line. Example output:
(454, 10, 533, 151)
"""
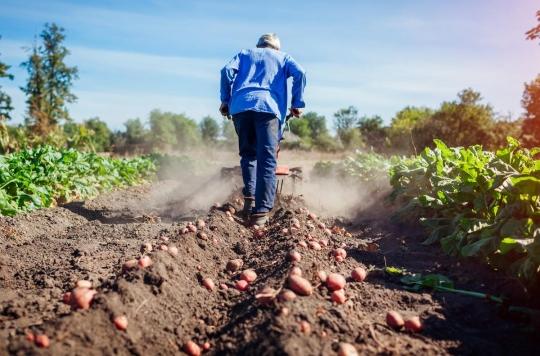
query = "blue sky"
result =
(0, 0, 539, 130)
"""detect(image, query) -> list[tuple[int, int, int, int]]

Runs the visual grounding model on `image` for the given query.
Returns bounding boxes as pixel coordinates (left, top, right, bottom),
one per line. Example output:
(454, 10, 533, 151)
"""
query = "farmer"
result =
(220, 33, 306, 226)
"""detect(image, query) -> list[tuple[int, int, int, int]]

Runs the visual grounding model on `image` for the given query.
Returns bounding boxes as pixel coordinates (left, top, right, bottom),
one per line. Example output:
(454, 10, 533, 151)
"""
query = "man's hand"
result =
(290, 108, 303, 118)
(219, 103, 229, 116)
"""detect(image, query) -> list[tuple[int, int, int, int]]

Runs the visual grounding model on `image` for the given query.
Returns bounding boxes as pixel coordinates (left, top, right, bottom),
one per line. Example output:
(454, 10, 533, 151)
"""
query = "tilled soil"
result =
(0, 182, 538, 355)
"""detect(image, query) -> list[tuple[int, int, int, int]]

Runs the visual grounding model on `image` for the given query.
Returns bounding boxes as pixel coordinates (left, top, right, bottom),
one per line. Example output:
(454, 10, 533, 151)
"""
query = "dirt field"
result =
(0, 181, 538, 355)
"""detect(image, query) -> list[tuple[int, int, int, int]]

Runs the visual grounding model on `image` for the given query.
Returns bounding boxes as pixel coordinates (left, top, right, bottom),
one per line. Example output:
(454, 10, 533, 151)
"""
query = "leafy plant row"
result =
(389, 138, 540, 289)
(0, 146, 156, 216)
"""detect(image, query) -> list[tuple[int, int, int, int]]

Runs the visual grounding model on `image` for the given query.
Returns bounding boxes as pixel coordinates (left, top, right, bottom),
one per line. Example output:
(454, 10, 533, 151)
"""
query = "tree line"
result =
(0, 16, 539, 155)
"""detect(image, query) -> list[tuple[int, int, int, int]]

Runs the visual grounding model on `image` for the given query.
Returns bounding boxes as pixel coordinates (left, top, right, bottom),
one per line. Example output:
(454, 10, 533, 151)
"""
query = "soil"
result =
(0, 181, 538, 355)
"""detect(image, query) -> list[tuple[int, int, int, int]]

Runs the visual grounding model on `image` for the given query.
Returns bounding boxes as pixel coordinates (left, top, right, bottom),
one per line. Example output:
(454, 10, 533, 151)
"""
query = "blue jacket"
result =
(220, 48, 306, 125)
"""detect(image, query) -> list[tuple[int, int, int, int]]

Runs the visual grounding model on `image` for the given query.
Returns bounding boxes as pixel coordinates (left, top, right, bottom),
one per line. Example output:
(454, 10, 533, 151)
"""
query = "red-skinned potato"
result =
(202, 278, 215, 291)
(168, 246, 178, 256)
(404, 316, 423, 332)
(138, 256, 152, 268)
(351, 267, 367, 282)
(240, 269, 257, 283)
(288, 275, 313, 296)
(299, 320, 311, 334)
(333, 248, 347, 259)
(184, 340, 201, 356)
(35, 334, 50, 348)
(188, 224, 198, 233)
(309, 241, 322, 250)
(386, 310, 405, 329)
(226, 259, 244, 272)
(235, 279, 249, 291)
(62, 291, 72, 304)
(288, 250, 301, 262)
(317, 270, 328, 283)
(331, 289, 346, 304)
(113, 315, 128, 331)
(203, 342, 211, 350)
(338, 342, 358, 356)
(278, 289, 297, 302)
(326, 273, 346, 291)
(71, 287, 97, 310)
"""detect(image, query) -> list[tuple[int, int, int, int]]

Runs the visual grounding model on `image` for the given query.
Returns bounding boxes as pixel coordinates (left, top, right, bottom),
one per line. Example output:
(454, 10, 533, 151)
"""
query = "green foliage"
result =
(357, 115, 387, 150)
(199, 116, 220, 143)
(412, 89, 494, 149)
(124, 118, 149, 145)
(221, 119, 237, 147)
(313, 151, 393, 182)
(0, 36, 14, 121)
(286, 111, 337, 151)
(334, 106, 363, 149)
(388, 106, 433, 153)
(21, 23, 78, 135)
(521, 74, 540, 148)
(390, 137, 540, 288)
(0, 146, 156, 216)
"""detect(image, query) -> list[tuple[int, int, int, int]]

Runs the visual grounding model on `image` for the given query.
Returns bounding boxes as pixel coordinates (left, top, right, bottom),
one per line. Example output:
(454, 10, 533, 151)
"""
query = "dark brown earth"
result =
(0, 182, 538, 355)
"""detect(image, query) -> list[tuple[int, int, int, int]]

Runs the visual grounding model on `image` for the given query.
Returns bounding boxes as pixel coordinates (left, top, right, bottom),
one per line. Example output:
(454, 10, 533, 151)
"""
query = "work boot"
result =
(251, 212, 269, 226)
(242, 197, 255, 217)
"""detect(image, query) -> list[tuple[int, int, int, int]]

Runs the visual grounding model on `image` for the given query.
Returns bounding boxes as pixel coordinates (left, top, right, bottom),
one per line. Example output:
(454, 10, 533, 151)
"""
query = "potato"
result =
(202, 278, 215, 291)
(240, 269, 257, 283)
(331, 289, 346, 304)
(34, 334, 50, 348)
(197, 232, 208, 240)
(168, 246, 178, 256)
(278, 289, 297, 302)
(183, 340, 201, 356)
(181, 227, 189, 234)
(226, 259, 244, 272)
(319, 238, 329, 247)
(71, 287, 97, 310)
(288, 250, 301, 262)
(292, 222, 301, 229)
(307, 212, 317, 220)
(338, 342, 358, 356)
(299, 320, 311, 334)
(288, 275, 313, 296)
(160, 236, 169, 242)
(138, 256, 152, 268)
(196, 219, 206, 229)
(317, 270, 328, 282)
(386, 310, 404, 329)
(291, 218, 300, 226)
(298, 241, 308, 248)
(62, 291, 72, 305)
(225, 211, 232, 217)
(404, 316, 423, 332)
(326, 273, 346, 291)
(76, 280, 92, 288)
(351, 267, 367, 282)
(228, 216, 235, 222)
(290, 266, 302, 276)
(113, 315, 128, 331)
(122, 259, 138, 272)
(220, 283, 229, 290)
(235, 279, 249, 291)
(203, 342, 211, 350)
(255, 286, 277, 304)
(308, 241, 322, 250)
(335, 256, 344, 262)
(333, 248, 347, 260)
(159, 244, 168, 251)
(281, 228, 289, 235)
(317, 222, 326, 229)
(188, 224, 198, 233)
(324, 228, 332, 236)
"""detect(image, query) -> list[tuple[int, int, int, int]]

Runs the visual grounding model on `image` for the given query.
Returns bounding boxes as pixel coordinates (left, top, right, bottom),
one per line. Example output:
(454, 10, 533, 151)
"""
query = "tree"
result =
(124, 118, 148, 145)
(199, 116, 220, 143)
(357, 115, 386, 150)
(413, 89, 495, 149)
(521, 75, 540, 147)
(388, 106, 433, 153)
(21, 23, 78, 135)
(21, 43, 48, 134)
(334, 106, 363, 149)
(84, 117, 111, 152)
(0, 36, 14, 121)
(148, 110, 200, 150)
(526, 10, 540, 44)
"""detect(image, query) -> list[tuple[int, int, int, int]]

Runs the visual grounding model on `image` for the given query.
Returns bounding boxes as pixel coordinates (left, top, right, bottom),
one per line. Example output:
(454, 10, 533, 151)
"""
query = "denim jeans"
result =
(232, 110, 279, 213)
